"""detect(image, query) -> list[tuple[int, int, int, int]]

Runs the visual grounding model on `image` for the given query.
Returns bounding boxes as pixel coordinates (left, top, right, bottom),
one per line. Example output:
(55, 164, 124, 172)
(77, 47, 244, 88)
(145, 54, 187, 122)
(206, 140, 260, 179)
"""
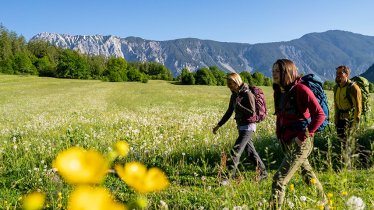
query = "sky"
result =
(1, 0, 374, 44)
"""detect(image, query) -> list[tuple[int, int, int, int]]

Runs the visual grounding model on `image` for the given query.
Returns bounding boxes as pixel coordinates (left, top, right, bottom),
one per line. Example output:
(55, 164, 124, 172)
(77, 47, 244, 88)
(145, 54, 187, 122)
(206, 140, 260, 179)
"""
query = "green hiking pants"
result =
(270, 137, 327, 209)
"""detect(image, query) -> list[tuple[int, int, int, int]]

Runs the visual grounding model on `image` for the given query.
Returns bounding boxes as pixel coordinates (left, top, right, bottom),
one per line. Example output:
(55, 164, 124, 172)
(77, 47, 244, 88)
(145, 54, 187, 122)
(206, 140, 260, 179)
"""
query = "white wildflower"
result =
(159, 200, 168, 209)
(233, 206, 242, 210)
(300, 196, 307, 202)
(221, 179, 230, 186)
(346, 196, 365, 210)
(287, 200, 295, 208)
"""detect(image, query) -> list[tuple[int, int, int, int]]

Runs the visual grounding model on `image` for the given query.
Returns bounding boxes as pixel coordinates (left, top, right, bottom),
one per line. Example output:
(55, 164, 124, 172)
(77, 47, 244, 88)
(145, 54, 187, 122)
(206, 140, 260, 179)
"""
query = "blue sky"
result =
(1, 0, 374, 44)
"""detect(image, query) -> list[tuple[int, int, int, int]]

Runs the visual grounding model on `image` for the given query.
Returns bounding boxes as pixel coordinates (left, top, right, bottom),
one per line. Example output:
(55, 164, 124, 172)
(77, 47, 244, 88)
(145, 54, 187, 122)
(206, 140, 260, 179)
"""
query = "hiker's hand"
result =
(295, 137, 304, 147)
(213, 125, 220, 134)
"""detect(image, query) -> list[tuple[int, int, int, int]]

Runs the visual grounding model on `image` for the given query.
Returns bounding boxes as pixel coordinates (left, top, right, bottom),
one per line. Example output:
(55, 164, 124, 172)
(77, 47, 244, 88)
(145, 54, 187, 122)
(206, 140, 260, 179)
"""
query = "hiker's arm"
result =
(297, 85, 325, 141)
(350, 84, 362, 125)
(216, 94, 235, 128)
(235, 91, 255, 116)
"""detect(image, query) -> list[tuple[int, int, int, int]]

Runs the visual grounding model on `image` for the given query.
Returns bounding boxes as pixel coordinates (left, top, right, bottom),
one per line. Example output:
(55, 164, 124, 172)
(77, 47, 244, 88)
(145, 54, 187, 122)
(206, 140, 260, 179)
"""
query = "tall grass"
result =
(0, 75, 373, 209)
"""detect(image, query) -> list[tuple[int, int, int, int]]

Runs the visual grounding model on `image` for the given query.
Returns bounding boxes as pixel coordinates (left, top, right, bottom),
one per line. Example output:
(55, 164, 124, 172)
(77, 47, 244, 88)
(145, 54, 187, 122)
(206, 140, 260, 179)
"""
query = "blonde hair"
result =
(272, 59, 299, 87)
(227, 73, 243, 86)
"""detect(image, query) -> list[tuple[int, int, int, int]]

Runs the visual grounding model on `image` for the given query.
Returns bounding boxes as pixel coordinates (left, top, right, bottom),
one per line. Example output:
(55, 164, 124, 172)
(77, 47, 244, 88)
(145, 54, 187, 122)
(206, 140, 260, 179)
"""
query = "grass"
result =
(0, 74, 373, 209)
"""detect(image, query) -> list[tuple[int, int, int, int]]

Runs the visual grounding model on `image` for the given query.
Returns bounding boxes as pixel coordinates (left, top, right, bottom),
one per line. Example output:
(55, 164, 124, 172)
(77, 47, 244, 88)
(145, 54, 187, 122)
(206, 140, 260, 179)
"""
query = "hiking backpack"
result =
(349, 76, 371, 118)
(299, 74, 330, 132)
(248, 86, 268, 123)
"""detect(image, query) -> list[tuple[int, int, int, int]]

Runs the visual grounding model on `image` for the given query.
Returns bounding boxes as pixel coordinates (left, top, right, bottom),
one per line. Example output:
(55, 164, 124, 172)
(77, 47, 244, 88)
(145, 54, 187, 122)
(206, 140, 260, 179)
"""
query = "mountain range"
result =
(31, 30, 374, 81)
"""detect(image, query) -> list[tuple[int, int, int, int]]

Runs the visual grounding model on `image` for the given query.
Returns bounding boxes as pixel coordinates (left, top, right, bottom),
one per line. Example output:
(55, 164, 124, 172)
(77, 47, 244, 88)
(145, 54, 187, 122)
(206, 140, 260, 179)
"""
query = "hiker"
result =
(334, 65, 362, 169)
(269, 59, 327, 209)
(212, 73, 268, 181)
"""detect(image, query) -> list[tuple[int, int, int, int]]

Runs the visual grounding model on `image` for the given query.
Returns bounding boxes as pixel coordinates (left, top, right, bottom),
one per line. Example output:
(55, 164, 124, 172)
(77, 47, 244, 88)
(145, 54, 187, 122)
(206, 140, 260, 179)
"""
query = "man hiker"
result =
(334, 65, 362, 169)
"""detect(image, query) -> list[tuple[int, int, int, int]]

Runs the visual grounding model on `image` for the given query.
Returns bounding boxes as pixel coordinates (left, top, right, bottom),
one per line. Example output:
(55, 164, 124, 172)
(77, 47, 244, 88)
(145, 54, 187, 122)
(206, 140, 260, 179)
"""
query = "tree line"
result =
(178, 67, 272, 86)
(0, 25, 172, 83)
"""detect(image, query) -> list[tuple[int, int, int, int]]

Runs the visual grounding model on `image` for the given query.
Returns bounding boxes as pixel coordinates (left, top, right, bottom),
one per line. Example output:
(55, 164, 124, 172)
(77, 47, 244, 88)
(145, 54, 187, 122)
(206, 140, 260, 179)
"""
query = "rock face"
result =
(31, 30, 374, 80)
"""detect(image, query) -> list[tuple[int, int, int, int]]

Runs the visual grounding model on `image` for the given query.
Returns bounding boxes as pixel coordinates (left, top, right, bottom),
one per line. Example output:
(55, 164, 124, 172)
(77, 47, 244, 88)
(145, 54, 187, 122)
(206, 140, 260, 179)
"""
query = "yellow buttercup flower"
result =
(53, 147, 109, 184)
(115, 162, 169, 193)
(310, 178, 316, 185)
(68, 186, 127, 210)
(143, 168, 169, 192)
(289, 184, 295, 192)
(340, 191, 348, 196)
(114, 141, 130, 157)
(135, 196, 148, 209)
(327, 192, 333, 199)
(22, 191, 45, 210)
(115, 162, 147, 192)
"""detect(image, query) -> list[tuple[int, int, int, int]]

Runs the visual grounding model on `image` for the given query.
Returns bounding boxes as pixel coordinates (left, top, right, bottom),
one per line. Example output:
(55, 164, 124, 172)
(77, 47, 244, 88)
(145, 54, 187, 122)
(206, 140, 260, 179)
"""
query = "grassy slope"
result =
(0, 75, 373, 209)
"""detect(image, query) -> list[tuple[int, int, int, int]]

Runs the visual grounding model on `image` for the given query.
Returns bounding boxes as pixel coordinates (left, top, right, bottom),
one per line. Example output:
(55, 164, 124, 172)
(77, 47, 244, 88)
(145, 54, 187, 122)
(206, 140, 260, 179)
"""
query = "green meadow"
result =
(0, 74, 373, 209)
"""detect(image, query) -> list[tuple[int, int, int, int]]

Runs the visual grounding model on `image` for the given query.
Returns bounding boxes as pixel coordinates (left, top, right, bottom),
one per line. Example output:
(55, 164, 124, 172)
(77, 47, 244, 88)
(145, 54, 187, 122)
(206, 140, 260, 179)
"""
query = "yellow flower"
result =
(68, 186, 127, 210)
(340, 191, 348, 196)
(53, 147, 109, 184)
(327, 192, 333, 199)
(115, 162, 147, 192)
(289, 184, 295, 192)
(22, 191, 45, 210)
(143, 168, 169, 192)
(135, 196, 148, 209)
(310, 178, 316, 185)
(114, 141, 130, 157)
(115, 162, 169, 193)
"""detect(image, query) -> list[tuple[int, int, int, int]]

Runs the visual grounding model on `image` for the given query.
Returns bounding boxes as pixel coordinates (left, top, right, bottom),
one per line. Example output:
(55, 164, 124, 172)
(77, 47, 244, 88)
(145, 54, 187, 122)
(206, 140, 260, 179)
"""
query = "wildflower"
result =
(310, 178, 316, 185)
(289, 184, 295, 192)
(327, 192, 333, 199)
(233, 206, 242, 210)
(341, 191, 348, 196)
(115, 162, 169, 193)
(346, 196, 365, 210)
(287, 200, 295, 208)
(52, 147, 109, 184)
(68, 186, 126, 210)
(300, 196, 307, 202)
(159, 200, 168, 209)
(220, 179, 229, 186)
(135, 196, 148, 209)
(113, 141, 129, 157)
(317, 201, 325, 210)
(22, 191, 45, 210)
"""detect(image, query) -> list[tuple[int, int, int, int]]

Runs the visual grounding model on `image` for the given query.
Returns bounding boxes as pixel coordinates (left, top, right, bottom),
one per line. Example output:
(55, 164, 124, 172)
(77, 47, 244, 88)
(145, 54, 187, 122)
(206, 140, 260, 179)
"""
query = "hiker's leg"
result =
(337, 119, 351, 168)
(300, 159, 327, 203)
(245, 135, 267, 177)
(270, 138, 311, 209)
(227, 130, 250, 177)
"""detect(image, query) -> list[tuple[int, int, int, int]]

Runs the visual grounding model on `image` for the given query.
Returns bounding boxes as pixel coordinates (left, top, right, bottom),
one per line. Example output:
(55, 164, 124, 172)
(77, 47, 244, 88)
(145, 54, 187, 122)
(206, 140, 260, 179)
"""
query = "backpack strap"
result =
(346, 81, 355, 107)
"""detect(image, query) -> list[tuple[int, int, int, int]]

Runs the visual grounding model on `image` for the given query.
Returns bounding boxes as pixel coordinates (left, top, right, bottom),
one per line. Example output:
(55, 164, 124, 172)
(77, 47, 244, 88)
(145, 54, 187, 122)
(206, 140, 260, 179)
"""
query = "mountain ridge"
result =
(31, 30, 374, 80)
